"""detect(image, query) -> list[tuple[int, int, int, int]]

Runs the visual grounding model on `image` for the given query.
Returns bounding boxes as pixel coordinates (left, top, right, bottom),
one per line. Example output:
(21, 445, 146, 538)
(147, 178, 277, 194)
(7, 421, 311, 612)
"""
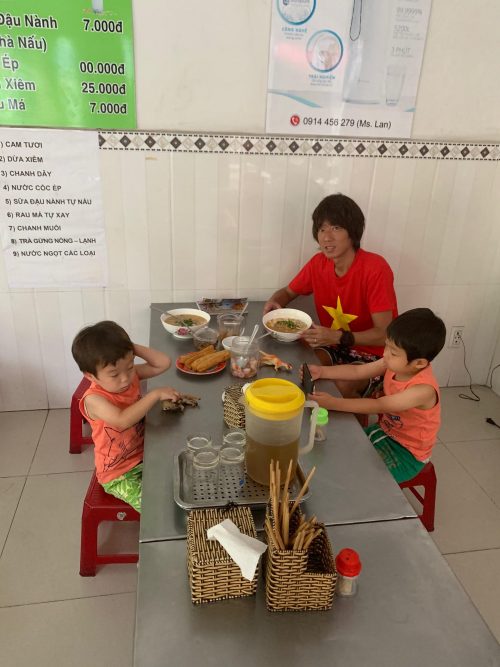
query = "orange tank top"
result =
(79, 373, 144, 484)
(379, 364, 440, 462)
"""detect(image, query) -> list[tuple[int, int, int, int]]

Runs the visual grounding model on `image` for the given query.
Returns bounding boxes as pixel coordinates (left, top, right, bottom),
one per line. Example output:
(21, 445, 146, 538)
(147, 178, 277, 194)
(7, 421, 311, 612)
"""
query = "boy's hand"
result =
(308, 390, 338, 410)
(299, 363, 322, 382)
(133, 343, 172, 379)
(306, 364, 323, 381)
(155, 386, 181, 402)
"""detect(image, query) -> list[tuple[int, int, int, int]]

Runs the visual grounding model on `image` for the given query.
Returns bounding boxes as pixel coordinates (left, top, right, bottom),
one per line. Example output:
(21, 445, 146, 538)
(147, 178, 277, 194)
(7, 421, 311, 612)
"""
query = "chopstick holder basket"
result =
(264, 503, 336, 612)
(187, 506, 258, 604)
(223, 385, 246, 429)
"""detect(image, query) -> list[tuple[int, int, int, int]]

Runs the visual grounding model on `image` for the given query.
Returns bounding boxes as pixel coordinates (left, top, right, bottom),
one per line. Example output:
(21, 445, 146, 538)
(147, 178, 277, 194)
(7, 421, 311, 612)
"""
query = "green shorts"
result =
(101, 462, 143, 513)
(364, 424, 425, 484)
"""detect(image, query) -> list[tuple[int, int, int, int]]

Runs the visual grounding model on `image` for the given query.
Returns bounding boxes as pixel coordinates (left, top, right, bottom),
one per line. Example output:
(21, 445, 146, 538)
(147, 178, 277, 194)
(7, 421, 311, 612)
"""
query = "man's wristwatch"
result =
(339, 330, 355, 347)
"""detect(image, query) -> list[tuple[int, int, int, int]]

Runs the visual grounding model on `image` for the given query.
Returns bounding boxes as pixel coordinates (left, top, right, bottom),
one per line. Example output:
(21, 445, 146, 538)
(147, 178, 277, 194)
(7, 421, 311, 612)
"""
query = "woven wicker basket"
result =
(264, 504, 336, 612)
(223, 385, 246, 429)
(187, 506, 259, 604)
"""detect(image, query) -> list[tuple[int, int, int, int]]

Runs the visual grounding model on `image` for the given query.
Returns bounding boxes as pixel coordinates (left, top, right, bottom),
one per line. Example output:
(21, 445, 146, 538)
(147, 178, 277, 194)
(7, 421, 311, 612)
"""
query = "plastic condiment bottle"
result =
(313, 407, 329, 441)
(335, 548, 362, 597)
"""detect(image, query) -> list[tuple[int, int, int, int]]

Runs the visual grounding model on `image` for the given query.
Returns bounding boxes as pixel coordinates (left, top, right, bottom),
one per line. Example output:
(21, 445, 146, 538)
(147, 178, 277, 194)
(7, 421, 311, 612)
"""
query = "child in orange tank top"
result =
(72, 320, 180, 512)
(303, 309, 446, 483)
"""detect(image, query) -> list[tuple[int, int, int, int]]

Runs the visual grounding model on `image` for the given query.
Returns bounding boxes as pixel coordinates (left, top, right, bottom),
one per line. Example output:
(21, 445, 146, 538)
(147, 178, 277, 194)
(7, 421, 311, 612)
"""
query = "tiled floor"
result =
(1, 386, 500, 665)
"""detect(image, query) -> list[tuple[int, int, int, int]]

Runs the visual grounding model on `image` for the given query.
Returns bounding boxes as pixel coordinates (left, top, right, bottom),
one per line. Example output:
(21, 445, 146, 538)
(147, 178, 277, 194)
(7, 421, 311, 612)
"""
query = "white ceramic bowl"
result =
(221, 335, 237, 351)
(262, 308, 312, 342)
(160, 308, 210, 336)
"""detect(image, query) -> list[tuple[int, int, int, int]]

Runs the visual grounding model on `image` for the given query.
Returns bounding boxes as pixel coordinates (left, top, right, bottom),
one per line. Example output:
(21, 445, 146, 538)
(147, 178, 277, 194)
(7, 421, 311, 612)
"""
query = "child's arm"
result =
(311, 383, 437, 415)
(84, 385, 180, 431)
(307, 358, 386, 383)
(133, 343, 172, 380)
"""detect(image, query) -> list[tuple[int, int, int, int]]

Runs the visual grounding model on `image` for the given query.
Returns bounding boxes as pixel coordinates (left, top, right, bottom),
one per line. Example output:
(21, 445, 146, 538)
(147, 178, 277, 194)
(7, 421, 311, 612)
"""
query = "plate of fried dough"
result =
(176, 345, 230, 375)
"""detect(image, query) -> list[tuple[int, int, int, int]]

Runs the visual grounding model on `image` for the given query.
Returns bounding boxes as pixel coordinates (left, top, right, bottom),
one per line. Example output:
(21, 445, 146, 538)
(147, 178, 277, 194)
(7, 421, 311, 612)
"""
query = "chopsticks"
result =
(268, 460, 317, 551)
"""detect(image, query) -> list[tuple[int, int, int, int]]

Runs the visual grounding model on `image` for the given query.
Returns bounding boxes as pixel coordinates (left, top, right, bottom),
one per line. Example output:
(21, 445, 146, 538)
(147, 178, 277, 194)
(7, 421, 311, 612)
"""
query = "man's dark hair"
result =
(387, 308, 446, 362)
(312, 193, 365, 250)
(71, 320, 133, 375)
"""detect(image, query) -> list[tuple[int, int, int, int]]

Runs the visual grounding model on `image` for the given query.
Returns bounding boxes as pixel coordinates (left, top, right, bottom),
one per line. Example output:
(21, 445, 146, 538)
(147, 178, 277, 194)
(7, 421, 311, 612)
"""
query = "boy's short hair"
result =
(387, 308, 446, 362)
(72, 320, 133, 375)
(312, 193, 365, 250)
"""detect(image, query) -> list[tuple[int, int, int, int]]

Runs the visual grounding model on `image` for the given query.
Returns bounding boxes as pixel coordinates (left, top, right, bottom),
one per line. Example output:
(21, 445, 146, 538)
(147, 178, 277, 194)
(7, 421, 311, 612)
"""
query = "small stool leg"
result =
(69, 396, 83, 454)
(420, 466, 437, 532)
(80, 506, 99, 576)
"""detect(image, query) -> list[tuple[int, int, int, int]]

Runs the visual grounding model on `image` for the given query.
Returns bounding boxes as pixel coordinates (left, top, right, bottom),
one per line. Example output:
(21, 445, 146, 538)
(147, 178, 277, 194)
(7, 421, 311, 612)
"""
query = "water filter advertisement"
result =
(266, 0, 432, 138)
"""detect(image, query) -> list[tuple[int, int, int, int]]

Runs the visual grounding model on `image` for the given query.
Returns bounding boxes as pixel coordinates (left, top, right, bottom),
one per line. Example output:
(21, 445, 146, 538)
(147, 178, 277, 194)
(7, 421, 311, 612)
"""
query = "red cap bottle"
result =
(335, 548, 362, 596)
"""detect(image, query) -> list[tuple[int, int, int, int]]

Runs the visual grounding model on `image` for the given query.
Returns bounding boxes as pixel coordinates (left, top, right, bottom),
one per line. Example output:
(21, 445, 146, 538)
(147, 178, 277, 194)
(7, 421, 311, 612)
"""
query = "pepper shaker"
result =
(335, 548, 362, 597)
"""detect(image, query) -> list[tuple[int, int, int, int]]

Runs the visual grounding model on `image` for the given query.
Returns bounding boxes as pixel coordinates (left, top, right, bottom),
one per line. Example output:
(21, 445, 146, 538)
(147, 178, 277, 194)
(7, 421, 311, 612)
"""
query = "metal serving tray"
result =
(173, 452, 311, 510)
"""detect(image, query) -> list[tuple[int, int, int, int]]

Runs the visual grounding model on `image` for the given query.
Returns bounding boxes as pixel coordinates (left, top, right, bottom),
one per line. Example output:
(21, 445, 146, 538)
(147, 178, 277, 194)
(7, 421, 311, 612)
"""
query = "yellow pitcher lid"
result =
(244, 378, 304, 416)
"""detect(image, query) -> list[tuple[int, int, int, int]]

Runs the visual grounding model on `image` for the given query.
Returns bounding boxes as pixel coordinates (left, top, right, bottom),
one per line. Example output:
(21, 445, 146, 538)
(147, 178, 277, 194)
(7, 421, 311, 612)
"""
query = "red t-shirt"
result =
(80, 373, 144, 484)
(288, 249, 397, 356)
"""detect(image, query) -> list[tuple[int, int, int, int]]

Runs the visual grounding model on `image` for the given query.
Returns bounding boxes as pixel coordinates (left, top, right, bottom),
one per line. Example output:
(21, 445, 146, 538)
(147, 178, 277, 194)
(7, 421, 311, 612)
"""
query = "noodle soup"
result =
(262, 308, 312, 342)
(161, 308, 210, 335)
(266, 318, 308, 334)
(164, 313, 207, 327)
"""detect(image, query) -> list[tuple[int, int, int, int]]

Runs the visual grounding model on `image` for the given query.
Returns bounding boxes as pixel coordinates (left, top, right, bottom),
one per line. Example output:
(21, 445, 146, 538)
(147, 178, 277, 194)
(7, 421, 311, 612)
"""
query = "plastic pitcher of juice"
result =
(243, 378, 319, 485)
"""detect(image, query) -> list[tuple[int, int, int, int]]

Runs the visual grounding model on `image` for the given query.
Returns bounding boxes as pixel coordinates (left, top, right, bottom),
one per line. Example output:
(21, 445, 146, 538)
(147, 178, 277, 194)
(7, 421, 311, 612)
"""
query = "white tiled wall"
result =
(1, 147, 500, 410)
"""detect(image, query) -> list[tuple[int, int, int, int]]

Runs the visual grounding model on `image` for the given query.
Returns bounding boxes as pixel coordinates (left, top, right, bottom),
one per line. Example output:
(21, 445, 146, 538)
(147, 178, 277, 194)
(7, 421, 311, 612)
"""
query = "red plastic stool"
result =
(70, 377, 94, 454)
(399, 461, 437, 532)
(80, 471, 140, 576)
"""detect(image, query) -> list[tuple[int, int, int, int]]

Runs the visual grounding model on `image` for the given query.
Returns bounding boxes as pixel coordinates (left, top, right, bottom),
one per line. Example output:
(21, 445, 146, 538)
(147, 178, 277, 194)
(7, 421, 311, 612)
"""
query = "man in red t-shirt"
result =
(263, 193, 398, 396)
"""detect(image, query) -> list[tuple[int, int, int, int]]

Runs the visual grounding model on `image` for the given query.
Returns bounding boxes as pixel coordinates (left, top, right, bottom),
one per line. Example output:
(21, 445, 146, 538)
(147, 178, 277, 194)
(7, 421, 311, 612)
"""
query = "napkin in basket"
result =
(207, 518, 267, 581)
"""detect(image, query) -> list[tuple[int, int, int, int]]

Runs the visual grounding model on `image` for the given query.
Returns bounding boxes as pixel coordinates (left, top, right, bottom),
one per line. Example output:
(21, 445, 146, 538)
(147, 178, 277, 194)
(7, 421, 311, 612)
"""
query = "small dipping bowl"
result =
(221, 335, 237, 351)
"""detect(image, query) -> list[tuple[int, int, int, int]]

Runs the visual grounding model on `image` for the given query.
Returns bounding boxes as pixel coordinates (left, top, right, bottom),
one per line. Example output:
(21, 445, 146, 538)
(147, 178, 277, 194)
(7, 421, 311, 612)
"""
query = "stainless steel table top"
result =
(141, 301, 414, 542)
(134, 520, 500, 667)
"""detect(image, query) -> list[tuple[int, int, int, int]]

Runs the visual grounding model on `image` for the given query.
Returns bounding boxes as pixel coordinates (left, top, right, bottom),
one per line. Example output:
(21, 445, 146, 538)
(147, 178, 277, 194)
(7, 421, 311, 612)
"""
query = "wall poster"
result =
(266, 0, 432, 138)
(0, 0, 136, 129)
(0, 127, 107, 288)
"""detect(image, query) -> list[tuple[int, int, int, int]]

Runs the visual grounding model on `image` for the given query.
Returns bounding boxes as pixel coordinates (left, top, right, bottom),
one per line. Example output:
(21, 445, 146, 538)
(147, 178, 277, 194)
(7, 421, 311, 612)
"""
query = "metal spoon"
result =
(235, 324, 259, 368)
(245, 324, 259, 352)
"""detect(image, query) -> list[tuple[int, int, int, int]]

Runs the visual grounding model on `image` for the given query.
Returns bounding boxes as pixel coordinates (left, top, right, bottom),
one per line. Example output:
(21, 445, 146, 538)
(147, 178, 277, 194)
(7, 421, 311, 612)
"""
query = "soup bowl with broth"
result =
(161, 308, 210, 336)
(262, 308, 312, 342)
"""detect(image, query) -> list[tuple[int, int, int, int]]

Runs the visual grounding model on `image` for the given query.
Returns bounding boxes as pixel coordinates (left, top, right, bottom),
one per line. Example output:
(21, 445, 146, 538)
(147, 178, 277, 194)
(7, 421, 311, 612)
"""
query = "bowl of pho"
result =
(262, 308, 312, 342)
(161, 308, 210, 337)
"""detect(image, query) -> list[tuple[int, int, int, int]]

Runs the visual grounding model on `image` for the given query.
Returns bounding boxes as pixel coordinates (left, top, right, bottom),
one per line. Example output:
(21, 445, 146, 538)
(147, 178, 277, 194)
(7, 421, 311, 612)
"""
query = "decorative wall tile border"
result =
(98, 131, 500, 161)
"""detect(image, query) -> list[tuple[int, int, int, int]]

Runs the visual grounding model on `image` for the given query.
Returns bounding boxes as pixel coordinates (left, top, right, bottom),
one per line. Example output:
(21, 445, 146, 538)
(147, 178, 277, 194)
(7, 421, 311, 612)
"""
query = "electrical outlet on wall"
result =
(449, 326, 464, 348)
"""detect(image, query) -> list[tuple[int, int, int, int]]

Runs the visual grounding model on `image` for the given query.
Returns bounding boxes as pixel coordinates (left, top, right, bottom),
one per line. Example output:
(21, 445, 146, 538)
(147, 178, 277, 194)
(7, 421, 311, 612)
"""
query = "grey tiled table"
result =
(140, 301, 415, 543)
(134, 520, 500, 667)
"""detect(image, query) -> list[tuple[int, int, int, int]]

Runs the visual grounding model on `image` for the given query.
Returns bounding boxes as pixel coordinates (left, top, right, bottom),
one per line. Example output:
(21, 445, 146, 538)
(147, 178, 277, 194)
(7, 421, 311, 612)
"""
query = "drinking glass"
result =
(230, 336, 260, 379)
(220, 445, 246, 492)
(192, 448, 220, 498)
(217, 314, 245, 342)
(223, 429, 246, 449)
(185, 433, 212, 476)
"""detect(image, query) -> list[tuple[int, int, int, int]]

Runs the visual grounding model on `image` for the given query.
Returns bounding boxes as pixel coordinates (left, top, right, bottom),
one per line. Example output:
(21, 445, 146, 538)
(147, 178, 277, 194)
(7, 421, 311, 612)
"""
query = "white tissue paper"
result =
(207, 518, 267, 581)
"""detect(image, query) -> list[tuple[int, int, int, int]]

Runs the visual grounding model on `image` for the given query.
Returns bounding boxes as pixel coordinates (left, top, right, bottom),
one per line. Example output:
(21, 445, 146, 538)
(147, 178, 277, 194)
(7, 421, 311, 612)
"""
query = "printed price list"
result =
(0, 1, 136, 129)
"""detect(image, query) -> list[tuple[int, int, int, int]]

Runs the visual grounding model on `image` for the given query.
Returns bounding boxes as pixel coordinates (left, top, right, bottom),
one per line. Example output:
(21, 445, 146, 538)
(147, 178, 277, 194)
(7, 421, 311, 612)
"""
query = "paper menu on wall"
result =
(0, 127, 107, 288)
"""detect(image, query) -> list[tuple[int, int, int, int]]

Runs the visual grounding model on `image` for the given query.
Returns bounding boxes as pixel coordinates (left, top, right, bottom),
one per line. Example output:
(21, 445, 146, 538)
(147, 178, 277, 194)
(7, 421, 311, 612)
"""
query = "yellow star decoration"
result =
(323, 297, 358, 331)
